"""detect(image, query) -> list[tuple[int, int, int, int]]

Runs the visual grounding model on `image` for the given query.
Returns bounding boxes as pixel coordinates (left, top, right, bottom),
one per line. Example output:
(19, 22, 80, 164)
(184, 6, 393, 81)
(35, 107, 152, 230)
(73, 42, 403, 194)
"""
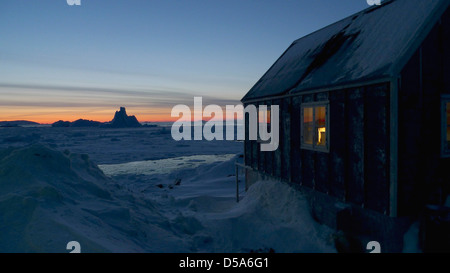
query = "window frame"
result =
(441, 95, 450, 158)
(301, 101, 330, 153)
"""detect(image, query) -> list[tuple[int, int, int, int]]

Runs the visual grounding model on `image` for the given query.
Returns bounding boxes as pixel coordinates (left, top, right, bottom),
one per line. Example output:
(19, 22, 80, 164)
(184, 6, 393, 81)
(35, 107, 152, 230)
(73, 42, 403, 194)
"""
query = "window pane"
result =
(303, 107, 313, 145)
(258, 108, 270, 124)
(315, 106, 326, 146)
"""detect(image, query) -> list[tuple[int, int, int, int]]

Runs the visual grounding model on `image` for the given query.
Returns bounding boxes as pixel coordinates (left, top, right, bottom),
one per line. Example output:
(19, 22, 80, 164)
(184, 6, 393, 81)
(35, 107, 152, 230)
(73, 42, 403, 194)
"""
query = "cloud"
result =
(0, 82, 242, 109)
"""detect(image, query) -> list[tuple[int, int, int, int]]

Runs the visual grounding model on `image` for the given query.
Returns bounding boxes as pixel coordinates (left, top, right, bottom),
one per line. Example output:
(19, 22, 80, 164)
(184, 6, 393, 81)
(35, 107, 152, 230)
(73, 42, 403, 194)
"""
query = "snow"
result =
(0, 126, 338, 253)
(0, 122, 427, 253)
(193, 180, 336, 252)
(402, 222, 421, 253)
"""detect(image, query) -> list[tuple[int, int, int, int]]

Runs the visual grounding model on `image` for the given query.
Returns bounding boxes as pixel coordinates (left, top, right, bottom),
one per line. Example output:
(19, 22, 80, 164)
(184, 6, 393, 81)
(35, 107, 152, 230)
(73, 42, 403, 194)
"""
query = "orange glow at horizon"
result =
(0, 106, 245, 124)
(0, 106, 178, 124)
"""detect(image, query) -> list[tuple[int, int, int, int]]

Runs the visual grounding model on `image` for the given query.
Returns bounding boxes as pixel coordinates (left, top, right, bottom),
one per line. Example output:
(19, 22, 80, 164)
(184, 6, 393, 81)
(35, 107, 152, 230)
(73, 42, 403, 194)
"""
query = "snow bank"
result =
(402, 222, 421, 253)
(98, 150, 336, 253)
(161, 159, 336, 252)
(190, 180, 336, 253)
(0, 144, 190, 253)
(0, 144, 335, 253)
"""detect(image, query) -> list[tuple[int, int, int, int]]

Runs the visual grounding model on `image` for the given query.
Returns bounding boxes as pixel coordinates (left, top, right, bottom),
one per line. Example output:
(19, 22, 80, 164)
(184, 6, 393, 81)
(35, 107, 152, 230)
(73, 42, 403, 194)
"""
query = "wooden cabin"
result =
(241, 0, 450, 252)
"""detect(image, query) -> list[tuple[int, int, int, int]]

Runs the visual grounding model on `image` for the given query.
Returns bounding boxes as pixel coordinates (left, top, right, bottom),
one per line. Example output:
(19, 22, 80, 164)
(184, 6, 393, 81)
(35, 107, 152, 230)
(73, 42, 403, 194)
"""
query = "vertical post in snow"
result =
(236, 163, 239, 203)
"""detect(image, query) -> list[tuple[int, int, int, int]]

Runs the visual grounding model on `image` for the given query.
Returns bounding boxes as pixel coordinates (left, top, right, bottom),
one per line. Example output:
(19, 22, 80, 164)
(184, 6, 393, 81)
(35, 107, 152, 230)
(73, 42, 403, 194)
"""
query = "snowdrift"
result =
(0, 144, 186, 252)
(178, 179, 336, 253)
(0, 144, 336, 253)
(223, 180, 336, 252)
(143, 155, 336, 252)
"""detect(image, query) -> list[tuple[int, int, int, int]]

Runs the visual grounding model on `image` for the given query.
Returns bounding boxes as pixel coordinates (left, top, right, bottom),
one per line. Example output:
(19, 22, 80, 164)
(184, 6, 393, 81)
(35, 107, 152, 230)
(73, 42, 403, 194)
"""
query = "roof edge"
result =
(240, 0, 396, 102)
(389, 0, 450, 76)
(241, 76, 394, 104)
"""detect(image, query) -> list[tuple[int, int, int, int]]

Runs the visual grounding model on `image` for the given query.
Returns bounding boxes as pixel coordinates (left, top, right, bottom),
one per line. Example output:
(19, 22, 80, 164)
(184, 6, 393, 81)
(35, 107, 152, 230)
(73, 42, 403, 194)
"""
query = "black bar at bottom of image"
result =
(2, 253, 444, 272)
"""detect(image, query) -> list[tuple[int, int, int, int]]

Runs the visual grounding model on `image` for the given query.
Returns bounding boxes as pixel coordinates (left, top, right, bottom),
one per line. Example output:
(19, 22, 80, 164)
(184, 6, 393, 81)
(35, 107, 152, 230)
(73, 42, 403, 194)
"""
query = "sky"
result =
(0, 0, 369, 123)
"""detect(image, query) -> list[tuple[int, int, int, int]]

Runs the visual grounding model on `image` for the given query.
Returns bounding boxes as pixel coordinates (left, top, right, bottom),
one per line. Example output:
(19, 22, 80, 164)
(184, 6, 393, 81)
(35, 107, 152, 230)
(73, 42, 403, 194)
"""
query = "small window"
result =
(301, 102, 329, 152)
(442, 95, 450, 157)
(258, 107, 271, 124)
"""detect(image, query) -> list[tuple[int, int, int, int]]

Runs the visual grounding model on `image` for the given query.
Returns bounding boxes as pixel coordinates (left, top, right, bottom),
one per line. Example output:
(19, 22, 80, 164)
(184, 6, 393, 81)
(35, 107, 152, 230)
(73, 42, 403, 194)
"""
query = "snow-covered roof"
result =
(242, 0, 450, 102)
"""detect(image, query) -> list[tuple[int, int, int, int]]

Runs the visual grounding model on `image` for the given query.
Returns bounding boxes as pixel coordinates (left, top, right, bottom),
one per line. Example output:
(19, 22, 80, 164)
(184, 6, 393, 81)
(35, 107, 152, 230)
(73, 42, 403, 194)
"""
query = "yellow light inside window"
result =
(318, 127, 326, 145)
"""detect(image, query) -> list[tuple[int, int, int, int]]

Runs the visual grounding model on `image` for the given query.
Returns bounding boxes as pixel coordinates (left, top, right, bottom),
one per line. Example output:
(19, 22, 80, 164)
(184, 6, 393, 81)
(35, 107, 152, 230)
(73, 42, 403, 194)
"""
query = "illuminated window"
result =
(258, 107, 271, 124)
(442, 96, 450, 157)
(301, 102, 329, 152)
(303, 107, 314, 145)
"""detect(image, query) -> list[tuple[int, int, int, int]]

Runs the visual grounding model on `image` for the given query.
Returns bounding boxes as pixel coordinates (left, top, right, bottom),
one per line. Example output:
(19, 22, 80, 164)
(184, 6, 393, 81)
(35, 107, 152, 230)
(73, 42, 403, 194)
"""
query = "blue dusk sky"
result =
(0, 0, 369, 123)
